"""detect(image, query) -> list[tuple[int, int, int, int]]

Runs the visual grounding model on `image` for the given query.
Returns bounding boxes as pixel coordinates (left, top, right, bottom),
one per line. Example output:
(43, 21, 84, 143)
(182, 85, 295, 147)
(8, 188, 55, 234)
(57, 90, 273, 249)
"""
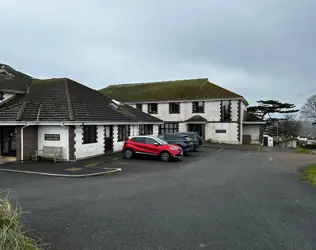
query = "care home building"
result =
(101, 78, 265, 144)
(0, 64, 162, 161)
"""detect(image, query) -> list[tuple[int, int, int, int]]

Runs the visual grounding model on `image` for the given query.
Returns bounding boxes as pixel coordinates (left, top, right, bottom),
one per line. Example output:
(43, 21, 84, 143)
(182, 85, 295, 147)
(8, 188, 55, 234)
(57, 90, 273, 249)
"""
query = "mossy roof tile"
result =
(100, 78, 242, 102)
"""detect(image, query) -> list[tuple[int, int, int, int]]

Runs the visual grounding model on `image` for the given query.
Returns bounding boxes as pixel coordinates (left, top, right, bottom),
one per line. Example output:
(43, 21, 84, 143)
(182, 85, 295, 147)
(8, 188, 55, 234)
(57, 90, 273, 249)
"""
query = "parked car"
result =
(177, 132, 200, 150)
(297, 136, 308, 142)
(157, 133, 194, 154)
(122, 135, 183, 162)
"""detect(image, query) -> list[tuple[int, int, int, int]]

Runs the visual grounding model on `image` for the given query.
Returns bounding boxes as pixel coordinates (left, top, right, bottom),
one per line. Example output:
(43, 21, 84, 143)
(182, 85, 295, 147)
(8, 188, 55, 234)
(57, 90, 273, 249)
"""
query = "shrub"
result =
(0, 192, 48, 250)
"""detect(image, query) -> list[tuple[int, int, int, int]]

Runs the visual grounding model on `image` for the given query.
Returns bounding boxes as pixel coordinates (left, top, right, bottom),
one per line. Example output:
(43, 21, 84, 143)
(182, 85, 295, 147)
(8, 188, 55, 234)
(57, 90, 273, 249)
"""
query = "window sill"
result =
(192, 112, 205, 114)
(169, 112, 180, 114)
(83, 141, 98, 145)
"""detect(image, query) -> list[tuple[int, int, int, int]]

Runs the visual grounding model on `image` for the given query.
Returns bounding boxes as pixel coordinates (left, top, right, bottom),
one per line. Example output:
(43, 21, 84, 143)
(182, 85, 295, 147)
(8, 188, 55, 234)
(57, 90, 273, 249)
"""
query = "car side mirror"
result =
(154, 142, 160, 147)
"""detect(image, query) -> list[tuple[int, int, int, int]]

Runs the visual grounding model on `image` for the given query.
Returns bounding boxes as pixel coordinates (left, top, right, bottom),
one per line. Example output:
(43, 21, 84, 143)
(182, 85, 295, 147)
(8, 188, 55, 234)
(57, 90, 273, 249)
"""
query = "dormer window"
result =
(0, 92, 4, 101)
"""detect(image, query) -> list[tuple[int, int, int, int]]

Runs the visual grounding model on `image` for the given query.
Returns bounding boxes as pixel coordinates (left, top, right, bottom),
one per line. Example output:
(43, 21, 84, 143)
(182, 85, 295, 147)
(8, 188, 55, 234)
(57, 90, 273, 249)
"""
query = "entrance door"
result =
(0, 127, 17, 157)
(263, 136, 268, 146)
(187, 124, 205, 138)
(104, 125, 114, 153)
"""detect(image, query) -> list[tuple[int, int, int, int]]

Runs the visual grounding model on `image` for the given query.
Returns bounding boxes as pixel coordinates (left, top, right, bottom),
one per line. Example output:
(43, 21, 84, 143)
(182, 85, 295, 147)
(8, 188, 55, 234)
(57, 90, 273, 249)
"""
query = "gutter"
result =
(20, 123, 30, 162)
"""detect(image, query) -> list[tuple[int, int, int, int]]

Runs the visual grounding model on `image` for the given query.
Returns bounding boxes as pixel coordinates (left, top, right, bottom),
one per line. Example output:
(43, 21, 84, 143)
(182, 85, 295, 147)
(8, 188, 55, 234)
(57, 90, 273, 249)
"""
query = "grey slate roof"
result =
(185, 115, 208, 122)
(244, 113, 265, 122)
(100, 78, 243, 102)
(0, 78, 162, 123)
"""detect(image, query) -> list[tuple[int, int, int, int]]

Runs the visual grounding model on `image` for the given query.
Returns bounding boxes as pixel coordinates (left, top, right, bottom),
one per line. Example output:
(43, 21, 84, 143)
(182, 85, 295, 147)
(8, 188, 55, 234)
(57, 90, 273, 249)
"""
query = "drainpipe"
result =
(21, 123, 30, 162)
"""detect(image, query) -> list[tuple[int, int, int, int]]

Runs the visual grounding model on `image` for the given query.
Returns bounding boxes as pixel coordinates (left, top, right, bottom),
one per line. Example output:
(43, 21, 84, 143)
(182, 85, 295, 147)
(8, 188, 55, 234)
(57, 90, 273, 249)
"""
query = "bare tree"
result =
(265, 115, 301, 140)
(301, 94, 316, 125)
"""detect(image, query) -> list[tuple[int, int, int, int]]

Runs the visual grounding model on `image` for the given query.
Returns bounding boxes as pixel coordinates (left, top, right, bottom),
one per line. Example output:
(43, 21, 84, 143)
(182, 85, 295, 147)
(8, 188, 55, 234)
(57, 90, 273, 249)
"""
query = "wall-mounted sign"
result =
(45, 134, 60, 141)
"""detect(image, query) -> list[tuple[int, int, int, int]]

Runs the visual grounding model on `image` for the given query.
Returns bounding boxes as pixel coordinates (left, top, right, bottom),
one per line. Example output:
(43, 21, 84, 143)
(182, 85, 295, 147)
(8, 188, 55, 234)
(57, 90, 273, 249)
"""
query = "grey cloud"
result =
(1, 0, 315, 108)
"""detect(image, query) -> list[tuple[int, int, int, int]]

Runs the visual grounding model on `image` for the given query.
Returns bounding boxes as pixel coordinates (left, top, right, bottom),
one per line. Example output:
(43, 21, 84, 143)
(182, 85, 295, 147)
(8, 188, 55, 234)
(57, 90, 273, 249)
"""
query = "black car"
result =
(157, 133, 194, 154)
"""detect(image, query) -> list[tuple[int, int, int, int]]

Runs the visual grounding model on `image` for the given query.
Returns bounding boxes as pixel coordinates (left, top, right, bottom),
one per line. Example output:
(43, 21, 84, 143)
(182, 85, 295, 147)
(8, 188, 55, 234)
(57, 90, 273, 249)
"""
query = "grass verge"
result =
(299, 164, 316, 186)
(84, 162, 99, 168)
(0, 192, 48, 250)
(295, 147, 312, 154)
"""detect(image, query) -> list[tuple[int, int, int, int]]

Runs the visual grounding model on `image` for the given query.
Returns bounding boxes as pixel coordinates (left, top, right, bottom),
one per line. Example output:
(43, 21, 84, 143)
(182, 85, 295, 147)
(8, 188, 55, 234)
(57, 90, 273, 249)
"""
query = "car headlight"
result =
(169, 147, 180, 151)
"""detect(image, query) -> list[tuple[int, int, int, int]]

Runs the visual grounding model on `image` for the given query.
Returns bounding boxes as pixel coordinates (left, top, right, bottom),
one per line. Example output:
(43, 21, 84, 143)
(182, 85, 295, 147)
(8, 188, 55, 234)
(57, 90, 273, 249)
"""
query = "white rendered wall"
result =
(38, 126, 69, 160)
(206, 123, 239, 144)
(130, 100, 239, 122)
(75, 125, 105, 159)
(243, 125, 261, 144)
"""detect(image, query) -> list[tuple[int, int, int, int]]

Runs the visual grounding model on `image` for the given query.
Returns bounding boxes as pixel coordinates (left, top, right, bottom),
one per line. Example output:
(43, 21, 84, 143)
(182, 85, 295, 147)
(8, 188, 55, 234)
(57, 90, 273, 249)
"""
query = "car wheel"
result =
(124, 149, 133, 159)
(160, 151, 170, 162)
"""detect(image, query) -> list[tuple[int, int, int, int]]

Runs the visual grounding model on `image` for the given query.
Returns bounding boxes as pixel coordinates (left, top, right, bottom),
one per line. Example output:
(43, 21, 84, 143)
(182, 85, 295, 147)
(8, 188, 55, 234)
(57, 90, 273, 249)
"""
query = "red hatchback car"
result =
(122, 135, 183, 162)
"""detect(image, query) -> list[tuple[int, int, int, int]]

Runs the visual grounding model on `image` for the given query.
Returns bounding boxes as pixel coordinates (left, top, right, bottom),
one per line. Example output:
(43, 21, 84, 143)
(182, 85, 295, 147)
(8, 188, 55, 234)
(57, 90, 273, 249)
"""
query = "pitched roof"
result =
(100, 78, 243, 102)
(244, 113, 265, 122)
(0, 63, 32, 93)
(0, 78, 162, 123)
(185, 115, 208, 122)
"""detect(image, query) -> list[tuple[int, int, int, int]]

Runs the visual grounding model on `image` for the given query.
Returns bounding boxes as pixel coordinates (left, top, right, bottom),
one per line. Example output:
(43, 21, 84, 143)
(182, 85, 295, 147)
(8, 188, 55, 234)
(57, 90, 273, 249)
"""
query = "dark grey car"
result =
(157, 133, 194, 154)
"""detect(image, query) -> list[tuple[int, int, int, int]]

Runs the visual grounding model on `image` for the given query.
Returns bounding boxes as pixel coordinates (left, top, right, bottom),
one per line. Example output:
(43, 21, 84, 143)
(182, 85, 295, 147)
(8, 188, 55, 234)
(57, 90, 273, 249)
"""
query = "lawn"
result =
(295, 147, 313, 154)
(299, 164, 316, 186)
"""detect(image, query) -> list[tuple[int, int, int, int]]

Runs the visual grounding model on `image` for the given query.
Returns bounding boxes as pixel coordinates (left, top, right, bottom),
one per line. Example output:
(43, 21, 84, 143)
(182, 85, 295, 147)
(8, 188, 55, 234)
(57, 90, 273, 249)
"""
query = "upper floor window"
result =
(139, 124, 153, 135)
(118, 125, 130, 142)
(169, 102, 180, 114)
(221, 101, 231, 122)
(136, 104, 143, 111)
(0, 92, 3, 101)
(192, 101, 204, 113)
(83, 125, 97, 144)
(148, 103, 158, 114)
(159, 123, 179, 134)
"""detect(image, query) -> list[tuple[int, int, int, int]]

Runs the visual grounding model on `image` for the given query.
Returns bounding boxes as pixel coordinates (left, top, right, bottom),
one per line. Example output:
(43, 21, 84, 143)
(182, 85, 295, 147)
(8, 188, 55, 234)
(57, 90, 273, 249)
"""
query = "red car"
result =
(122, 135, 183, 162)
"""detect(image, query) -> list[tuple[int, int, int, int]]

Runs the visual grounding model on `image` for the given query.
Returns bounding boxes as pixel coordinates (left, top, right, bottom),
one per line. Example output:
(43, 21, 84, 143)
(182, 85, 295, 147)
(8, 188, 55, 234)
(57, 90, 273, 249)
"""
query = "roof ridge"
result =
(16, 102, 27, 121)
(63, 78, 75, 121)
(107, 78, 208, 88)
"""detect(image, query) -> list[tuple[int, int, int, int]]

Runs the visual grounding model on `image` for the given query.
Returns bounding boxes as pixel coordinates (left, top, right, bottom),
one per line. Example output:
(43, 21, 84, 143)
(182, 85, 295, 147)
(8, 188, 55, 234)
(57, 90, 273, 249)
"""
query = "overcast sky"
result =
(1, 0, 316, 107)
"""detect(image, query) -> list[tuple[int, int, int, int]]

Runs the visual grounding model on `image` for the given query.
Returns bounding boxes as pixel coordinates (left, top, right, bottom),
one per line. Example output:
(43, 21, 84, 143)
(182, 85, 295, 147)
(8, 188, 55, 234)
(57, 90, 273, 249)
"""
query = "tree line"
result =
(248, 94, 316, 140)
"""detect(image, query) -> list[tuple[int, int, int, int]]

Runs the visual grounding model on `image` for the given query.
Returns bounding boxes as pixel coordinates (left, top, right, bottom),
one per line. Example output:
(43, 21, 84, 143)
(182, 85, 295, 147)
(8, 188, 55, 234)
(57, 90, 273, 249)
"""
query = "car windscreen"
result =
(154, 137, 168, 145)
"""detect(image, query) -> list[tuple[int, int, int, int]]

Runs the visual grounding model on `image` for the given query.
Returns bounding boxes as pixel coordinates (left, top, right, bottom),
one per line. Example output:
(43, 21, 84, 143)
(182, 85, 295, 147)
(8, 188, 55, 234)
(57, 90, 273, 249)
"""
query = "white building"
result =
(0, 64, 162, 161)
(101, 78, 265, 144)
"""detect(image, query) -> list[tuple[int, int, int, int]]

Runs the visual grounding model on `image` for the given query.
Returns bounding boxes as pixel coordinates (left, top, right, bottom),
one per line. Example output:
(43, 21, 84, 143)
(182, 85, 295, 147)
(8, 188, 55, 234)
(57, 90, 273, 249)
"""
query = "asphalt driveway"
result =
(1, 148, 316, 250)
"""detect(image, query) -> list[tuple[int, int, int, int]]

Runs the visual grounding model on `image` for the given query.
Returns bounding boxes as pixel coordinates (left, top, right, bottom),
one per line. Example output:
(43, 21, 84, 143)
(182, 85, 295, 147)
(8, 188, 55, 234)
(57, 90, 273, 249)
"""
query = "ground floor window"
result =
(118, 125, 130, 141)
(159, 123, 179, 134)
(83, 125, 97, 144)
(139, 124, 153, 135)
